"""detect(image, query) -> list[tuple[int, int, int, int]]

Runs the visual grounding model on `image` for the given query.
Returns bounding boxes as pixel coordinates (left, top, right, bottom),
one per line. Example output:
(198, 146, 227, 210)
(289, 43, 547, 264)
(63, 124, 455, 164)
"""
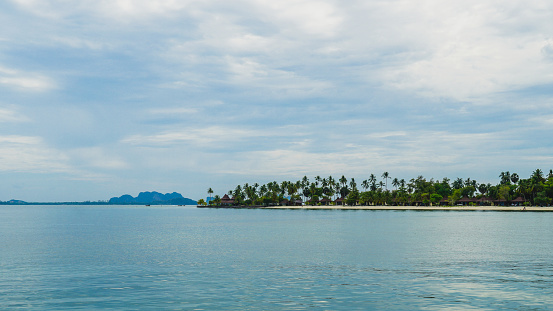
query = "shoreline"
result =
(199, 205, 552, 212)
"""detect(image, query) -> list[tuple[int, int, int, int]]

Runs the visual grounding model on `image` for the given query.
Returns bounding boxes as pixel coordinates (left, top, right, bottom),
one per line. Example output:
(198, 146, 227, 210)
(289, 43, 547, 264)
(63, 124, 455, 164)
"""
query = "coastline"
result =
(199, 205, 552, 212)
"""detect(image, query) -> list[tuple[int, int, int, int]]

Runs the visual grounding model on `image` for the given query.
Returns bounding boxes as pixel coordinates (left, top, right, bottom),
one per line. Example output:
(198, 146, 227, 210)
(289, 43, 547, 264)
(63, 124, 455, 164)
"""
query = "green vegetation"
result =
(207, 169, 553, 207)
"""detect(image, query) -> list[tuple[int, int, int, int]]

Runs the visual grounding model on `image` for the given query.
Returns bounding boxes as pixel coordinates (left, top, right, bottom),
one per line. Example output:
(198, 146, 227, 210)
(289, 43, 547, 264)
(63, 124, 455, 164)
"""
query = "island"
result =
(1, 191, 197, 206)
(199, 169, 553, 210)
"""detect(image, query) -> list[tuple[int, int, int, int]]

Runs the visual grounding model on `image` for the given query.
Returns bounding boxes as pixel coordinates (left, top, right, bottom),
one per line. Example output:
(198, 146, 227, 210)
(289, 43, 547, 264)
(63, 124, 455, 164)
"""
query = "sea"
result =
(1, 205, 553, 310)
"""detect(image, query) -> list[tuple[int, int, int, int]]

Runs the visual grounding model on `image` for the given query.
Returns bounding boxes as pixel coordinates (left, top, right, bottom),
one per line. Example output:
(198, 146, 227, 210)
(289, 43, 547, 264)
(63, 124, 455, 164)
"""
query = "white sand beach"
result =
(261, 205, 550, 211)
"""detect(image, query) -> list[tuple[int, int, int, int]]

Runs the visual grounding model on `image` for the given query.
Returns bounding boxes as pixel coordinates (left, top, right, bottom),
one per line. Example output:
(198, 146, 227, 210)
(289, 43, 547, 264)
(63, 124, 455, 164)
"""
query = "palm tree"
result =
(362, 179, 370, 191)
(259, 184, 267, 197)
(302, 176, 309, 189)
(339, 175, 347, 188)
(369, 174, 377, 184)
(213, 195, 221, 205)
(309, 182, 317, 201)
(382, 172, 390, 191)
(287, 182, 297, 199)
(243, 183, 257, 203)
(334, 181, 341, 199)
(369, 174, 377, 191)
(207, 187, 214, 200)
(478, 183, 488, 195)
(350, 178, 357, 191)
(499, 171, 511, 185)
(511, 173, 519, 184)
(452, 178, 464, 189)
(327, 176, 335, 199)
(392, 178, 400, 190)
(532, 169, 544, 183)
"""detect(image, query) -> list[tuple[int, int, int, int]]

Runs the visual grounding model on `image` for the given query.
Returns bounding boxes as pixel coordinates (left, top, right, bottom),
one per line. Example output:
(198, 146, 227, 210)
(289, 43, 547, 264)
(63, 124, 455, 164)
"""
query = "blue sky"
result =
(1, 0, 553, 202)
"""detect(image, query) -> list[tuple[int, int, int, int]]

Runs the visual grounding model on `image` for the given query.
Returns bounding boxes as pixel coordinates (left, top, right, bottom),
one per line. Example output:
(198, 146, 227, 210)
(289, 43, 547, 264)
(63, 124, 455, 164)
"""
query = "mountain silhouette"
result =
(109, 191, 197, 205)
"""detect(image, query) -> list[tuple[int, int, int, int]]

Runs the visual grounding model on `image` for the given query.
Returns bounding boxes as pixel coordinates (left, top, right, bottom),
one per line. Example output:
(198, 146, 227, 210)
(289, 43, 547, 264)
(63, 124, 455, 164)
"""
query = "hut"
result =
(320, 198, 331, 206)
(457, 196, 477, 206)
(220, 194, 234, 206)
(334, 196, 345, 206)
(478, 196, 494, 206)
(511, 197, 526, 206)
(306, 198, 319, 206)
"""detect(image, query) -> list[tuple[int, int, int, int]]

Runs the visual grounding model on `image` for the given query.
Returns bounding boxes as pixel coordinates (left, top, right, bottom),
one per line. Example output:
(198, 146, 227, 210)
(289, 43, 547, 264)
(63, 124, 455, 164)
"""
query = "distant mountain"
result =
(3, 199, 27, 204)
(108, 191, 197, 205)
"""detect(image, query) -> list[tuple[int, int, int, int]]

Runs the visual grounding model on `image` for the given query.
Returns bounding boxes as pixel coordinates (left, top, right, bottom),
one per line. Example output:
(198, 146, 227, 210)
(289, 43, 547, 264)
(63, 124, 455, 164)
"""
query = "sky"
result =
(1, 0, 553, 202)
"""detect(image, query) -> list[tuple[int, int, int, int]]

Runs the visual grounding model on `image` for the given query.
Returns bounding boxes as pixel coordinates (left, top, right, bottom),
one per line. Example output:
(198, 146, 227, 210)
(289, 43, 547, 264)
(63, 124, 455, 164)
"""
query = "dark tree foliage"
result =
(208, 170, 553, 207)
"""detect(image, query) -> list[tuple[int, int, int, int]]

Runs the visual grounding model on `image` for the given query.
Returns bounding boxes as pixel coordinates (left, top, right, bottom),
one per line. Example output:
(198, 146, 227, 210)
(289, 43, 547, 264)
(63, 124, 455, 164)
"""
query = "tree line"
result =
(198, 169, 553, 207)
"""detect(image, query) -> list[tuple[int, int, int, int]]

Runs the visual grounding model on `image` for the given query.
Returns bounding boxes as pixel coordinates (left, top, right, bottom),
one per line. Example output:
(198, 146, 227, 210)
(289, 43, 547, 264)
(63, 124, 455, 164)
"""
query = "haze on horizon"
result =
(1, 0, 553, 202)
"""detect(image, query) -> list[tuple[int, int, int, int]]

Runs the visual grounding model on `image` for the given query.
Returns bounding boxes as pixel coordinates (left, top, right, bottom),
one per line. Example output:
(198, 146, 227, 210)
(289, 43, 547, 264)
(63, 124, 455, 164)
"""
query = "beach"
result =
(258, 205, 550, 211)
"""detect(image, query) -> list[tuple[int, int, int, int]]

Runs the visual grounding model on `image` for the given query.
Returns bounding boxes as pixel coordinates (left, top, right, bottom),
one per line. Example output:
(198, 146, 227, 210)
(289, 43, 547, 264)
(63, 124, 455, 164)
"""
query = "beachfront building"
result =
(478, 197, 494, 206)
(457, 196, 476, 206)
(280, 198, 302, 206)
(220, 194, 234, 206)
(511, 197, 526, 206)
(320, 198, 331, 206)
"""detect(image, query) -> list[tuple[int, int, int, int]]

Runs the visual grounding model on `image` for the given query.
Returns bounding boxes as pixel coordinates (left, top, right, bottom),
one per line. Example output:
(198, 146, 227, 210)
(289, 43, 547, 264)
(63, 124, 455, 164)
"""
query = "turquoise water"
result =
(1, 206, 553, 310)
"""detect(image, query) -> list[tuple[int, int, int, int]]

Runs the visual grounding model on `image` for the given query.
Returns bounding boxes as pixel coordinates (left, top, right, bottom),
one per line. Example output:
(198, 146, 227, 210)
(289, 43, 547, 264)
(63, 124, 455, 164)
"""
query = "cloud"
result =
(224, 56, 333, 96)
(129, 129, 505, 179)
(355, 1, 553, 102)
(9, 0, 193, 20)
(0, 106, 30, 123)
(67, 147, 129, 170)
(0, 135, 70, 173)
(0, 135, 126, 183)
(147, 107, 198, 115)
(252, 0, 343, 37)
(121, 125, 285, 147)
(383, 37, 553, 102)
(2, 0, 553, 200)
(0, 66, 56, 91)
(543, 39, 553, 61)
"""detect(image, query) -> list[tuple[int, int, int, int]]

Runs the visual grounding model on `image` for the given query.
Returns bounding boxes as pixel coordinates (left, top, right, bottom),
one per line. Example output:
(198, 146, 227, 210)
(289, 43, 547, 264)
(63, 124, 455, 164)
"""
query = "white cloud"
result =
(147, 107, 198, 115)
(0, 135, 121, 181)
(51, 36, 110, 50)
(121, 126, 262, 146)
(67, 147, 129, 170)
(362, 1, 553, 102)
(252, 0, 343, 37)
(10, 0, 194, 19)
(543, 39, 553, 61)
(383, 36, 553, 101)
(0, 107, 29, 123)
(0, 135, 70, 173)
(162, 129, 506, 178)
(224, 56, 333, 96)
(0, 66, 56, 91)
(3, 0, 553, 200)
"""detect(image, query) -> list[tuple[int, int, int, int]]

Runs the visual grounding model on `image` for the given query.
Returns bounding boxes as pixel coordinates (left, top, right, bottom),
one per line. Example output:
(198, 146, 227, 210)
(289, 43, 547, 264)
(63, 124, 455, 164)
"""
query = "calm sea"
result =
(1, 206, 553, 310)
